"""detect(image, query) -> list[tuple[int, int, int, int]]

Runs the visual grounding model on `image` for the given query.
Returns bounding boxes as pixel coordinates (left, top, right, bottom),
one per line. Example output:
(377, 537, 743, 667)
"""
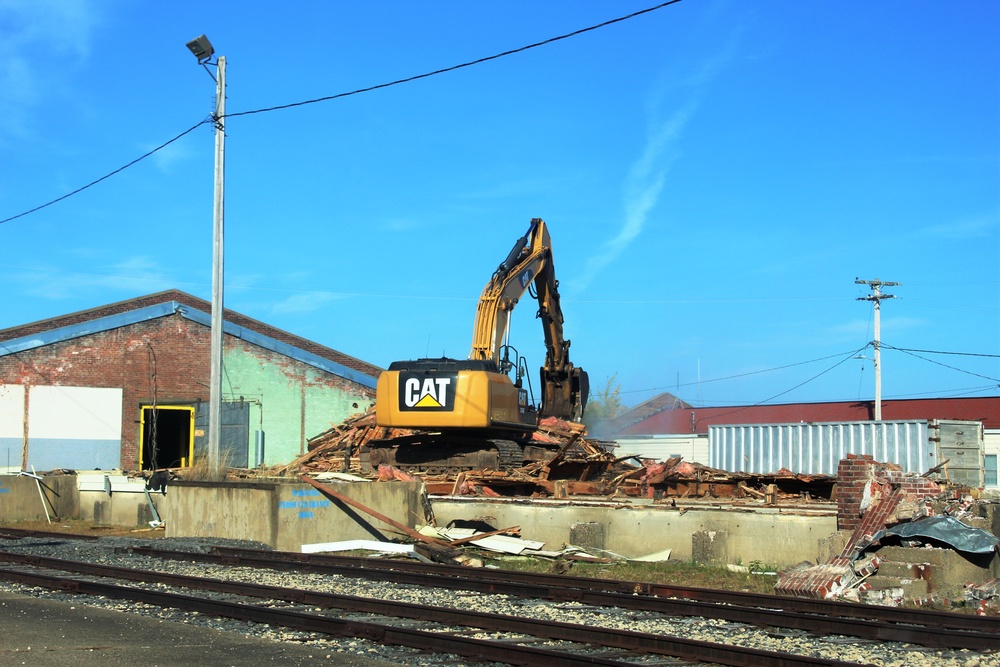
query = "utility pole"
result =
(209, 54, 226, 474)
(856, 278, 899, 420)
(186, 35, 225, 474)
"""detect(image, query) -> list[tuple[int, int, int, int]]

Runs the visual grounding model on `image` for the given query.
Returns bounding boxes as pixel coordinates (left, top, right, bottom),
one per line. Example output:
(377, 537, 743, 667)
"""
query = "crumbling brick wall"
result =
(836, 453, 941, 541)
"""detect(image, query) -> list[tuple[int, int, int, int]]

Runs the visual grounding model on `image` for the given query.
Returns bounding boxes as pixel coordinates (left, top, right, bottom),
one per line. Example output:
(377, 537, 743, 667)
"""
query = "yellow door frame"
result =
(139, 405, 195, 469)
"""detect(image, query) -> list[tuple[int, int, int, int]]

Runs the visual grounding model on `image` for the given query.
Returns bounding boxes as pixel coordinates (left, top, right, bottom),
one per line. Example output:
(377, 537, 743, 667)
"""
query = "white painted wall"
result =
(984, 429, 999, 490)
(28, 386, 121, 441)
(25, 386, 123, 471)
(0, 385, 24, 436)
(0, 384, 25, 470)
(612, 434, 710, 465)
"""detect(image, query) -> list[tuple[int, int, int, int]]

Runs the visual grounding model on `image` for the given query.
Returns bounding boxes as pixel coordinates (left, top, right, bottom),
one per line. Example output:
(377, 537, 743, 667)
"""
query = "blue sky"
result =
(1, 1, 998, 410)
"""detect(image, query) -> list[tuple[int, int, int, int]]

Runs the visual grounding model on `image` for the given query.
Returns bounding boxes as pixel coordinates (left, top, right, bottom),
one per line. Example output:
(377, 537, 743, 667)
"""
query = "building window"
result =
(986, 454, 998, 488)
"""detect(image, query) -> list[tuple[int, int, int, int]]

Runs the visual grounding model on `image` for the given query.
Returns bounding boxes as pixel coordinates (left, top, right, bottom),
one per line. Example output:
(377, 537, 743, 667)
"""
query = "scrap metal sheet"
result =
(871, 515, 999, 555)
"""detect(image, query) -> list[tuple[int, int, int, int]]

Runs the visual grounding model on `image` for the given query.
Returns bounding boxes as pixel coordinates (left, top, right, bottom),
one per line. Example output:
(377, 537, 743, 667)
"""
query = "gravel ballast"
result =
(0, 535, 997, 667)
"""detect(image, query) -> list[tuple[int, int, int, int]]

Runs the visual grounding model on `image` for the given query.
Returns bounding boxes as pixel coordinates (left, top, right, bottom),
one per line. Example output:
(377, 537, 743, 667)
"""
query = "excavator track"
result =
(490, 439, 526, 470)
(361, 433, 530, 475)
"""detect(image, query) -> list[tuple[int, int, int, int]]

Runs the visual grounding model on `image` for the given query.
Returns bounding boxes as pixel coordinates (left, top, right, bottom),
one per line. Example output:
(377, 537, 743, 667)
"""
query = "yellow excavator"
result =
(371, 218, 589, 472)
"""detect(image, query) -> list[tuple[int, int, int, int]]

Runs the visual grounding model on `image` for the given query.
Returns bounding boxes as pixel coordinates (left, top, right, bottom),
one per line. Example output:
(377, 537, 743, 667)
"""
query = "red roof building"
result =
(614, 396, 1000, 435)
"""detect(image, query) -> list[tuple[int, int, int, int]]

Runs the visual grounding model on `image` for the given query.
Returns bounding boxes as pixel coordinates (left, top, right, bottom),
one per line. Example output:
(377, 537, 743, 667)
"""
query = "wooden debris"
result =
(414, 542, 480, 566)
(283, 405, 835, 503)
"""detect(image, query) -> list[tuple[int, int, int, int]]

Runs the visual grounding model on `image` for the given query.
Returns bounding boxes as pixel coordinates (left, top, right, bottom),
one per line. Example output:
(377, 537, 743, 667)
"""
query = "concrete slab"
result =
(0, 590, 399, 667)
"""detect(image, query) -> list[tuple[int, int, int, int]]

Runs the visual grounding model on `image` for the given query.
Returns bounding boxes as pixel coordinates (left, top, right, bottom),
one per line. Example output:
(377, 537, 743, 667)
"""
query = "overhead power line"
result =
(0, 121, 209, 225)
(882, 344, 1000, 384)
(623, 347, 871, 395)
(0, 1, 682, 226)
(227, 1, 682, 119)
(689, 346, 869, 425)
(881, 345, 1000, 359)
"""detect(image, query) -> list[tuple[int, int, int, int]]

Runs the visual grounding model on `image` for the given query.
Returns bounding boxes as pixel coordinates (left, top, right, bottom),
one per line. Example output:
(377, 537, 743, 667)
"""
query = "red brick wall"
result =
(0, 290, 383, 378)
(836, 454, 879, 532)
(836, 453, 942, 532)
(0, 314, 211, 469)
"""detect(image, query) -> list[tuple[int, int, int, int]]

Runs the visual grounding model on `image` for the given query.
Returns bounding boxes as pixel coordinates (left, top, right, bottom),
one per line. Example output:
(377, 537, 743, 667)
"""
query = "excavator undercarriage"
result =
(362, 434, 526, 475)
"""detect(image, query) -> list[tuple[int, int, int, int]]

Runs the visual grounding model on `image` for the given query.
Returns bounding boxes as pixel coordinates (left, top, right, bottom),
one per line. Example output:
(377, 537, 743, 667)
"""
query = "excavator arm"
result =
(469, 218, 588, 421)
(469, 219, 550, 364)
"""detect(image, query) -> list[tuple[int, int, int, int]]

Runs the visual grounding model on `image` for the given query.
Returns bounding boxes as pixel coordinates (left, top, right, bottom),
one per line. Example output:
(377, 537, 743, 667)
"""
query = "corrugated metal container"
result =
(709, 420, 935, 475)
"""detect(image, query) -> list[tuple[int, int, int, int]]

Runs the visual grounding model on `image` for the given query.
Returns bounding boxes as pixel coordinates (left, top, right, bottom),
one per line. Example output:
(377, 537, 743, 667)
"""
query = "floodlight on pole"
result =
(187, 34, 226, 475)
(186, 35, 215, 63)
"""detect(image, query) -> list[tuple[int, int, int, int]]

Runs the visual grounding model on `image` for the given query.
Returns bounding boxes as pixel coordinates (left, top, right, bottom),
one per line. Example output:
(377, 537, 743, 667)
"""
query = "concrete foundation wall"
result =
(0, 475, 78, 522)
(83, 491, 163, 527)
(162, 482, 280, 546)
(161, 480, 427, 552)
(0, 474, 837, 567)
(431, 498, 837, 568)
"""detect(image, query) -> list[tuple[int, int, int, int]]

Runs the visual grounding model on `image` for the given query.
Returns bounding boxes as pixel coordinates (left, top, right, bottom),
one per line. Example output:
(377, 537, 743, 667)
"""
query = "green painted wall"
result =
(221, 340, 376, 466)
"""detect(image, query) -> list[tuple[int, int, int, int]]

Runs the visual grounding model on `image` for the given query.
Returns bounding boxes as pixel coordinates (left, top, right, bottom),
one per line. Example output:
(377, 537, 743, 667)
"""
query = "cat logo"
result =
(399, 372, 456, 411)
(518, 268, 534, 289)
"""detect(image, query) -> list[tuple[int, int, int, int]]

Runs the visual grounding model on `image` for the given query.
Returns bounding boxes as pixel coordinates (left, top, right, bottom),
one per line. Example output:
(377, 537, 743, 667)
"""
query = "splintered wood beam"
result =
(298, 475, 450, 547)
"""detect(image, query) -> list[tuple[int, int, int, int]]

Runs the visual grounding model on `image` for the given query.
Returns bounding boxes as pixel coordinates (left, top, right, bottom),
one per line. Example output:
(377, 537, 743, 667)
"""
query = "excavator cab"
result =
(375, 357, 537, 434)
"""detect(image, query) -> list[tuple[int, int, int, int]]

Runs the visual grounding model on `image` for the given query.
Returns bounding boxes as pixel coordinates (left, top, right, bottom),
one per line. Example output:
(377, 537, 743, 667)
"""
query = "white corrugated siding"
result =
(612, 435, 710, 464)
(709, 421, 934, 475)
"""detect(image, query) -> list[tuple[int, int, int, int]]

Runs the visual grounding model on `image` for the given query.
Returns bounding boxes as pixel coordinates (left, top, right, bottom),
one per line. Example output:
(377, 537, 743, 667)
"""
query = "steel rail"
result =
(2, 528, 989, 633)
(0, 528, 100, 541)
(0, 556, 867, 667)
(131, 545, 997, 651)
(0, 565, 641, 667)
(210, 544, 998, 633)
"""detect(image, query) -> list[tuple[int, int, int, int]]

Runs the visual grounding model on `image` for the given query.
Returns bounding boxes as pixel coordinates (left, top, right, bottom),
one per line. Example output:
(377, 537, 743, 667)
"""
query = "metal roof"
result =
(616, 396, 1000, 434)
(0, 300, 378, 389)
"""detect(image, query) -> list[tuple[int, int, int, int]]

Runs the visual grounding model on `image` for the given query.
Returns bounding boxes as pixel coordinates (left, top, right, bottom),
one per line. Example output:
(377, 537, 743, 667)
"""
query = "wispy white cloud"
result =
(918, 212, 998, 241)
(381, 217, 421, 232)
(881, 316, 925, 333)
(570, 41, 740, 292)
(590, 101, 696, 277)
(145, 138, 197, 173)
(9, 255, 176, 300)
(0, 0, 100, 144)
(268, 292, 344, 316)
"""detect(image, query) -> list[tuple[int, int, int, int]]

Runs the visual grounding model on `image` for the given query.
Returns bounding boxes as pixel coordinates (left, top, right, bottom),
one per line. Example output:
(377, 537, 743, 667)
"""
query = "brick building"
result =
(0, 290, 380, 472)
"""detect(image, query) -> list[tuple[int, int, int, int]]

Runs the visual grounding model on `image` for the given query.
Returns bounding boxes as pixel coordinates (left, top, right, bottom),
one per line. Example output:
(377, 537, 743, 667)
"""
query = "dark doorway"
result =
(140, 406, 194, 470)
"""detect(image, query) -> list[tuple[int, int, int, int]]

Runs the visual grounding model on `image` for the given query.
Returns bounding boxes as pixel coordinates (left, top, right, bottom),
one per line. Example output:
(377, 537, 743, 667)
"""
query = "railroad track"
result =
(193, 544, 995, 645)
(0, 528, 996, 666)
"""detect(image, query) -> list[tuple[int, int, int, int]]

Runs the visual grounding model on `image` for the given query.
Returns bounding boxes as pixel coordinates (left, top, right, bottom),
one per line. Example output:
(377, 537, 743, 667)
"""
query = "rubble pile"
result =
(274, 409, 407, 476)
(273, 409, 836, 503)
(775, 454, 1000, 611)
(274, 409, 624, 495)
(611, 458, 834, 502)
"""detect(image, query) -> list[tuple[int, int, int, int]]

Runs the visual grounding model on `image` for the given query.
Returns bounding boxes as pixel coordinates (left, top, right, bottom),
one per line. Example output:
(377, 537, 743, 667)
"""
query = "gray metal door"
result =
(194, 400, 250, 468)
